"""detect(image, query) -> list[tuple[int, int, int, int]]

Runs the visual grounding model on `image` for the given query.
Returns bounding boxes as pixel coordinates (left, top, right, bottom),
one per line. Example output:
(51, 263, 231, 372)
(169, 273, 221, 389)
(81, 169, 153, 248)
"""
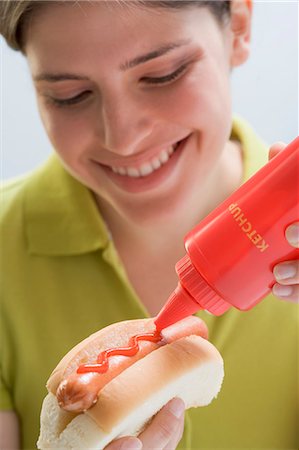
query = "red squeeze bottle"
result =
(155, 137, 299, 330)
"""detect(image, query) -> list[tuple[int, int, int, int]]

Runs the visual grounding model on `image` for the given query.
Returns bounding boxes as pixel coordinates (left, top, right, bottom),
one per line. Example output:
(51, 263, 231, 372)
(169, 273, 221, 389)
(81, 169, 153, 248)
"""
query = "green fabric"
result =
(1, 117, 298, 449)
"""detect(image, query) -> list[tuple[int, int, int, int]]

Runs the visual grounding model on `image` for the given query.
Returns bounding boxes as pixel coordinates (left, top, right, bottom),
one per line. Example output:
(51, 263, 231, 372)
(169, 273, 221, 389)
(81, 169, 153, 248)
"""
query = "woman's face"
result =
(25, 1, 248, 223)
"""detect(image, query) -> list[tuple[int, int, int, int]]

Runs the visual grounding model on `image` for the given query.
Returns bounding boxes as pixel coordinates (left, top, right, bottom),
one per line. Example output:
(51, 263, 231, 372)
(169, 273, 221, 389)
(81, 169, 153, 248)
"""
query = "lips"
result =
(93, 135, 190, 193)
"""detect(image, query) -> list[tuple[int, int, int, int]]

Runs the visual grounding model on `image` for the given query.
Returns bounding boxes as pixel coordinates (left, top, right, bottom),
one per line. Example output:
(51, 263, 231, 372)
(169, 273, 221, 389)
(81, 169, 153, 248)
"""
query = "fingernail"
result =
(286, 224, 299, 248)
(274, 264, 296, 280)
(168, 398, 185, 418)
(273, 284, 293, 297)
(120, 438, 142, 450)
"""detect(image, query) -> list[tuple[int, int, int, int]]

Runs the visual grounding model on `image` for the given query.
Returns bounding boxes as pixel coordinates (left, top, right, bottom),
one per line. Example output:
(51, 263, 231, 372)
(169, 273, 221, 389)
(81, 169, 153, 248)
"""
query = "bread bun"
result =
(37, 318, 223, 449)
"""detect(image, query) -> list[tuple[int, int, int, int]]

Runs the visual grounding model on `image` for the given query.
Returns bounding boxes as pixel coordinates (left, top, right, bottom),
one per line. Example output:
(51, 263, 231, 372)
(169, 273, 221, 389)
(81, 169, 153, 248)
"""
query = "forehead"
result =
(25, 1, 213, 45)
(25, 1, 219, 74)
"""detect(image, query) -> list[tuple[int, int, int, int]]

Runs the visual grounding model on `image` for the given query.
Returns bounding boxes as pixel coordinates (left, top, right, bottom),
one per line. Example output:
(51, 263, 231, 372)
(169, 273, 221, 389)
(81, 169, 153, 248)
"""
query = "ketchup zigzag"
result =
(77, 331, 162, 374)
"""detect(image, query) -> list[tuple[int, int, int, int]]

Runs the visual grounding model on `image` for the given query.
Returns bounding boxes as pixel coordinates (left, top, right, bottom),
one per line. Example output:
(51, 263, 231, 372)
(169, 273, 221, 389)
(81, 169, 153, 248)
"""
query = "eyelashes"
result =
(48, 90, 92, 107)
(48, 62, 190, 108)
(141, 62, 189, 85)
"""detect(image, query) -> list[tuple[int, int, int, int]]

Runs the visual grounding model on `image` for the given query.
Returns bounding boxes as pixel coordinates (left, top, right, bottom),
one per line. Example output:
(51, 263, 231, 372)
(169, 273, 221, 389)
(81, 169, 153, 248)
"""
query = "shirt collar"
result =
(24, 154, 110, 255)
(230, 115, 268, 182)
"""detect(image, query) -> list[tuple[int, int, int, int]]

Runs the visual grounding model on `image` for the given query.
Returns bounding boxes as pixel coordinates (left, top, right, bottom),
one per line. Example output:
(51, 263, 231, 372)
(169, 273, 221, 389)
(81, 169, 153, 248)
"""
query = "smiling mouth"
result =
(105, 140, 183, 179)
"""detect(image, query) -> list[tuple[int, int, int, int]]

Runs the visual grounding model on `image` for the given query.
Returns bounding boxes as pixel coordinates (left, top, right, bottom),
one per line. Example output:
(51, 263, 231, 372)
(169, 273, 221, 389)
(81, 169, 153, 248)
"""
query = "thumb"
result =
(105, 436, 142, 450)
(268, 141, 287, 161)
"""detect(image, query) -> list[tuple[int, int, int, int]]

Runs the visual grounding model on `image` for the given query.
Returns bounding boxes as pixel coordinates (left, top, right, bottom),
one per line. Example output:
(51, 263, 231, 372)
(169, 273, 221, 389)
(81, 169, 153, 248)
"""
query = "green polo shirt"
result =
(1, 117, 298, 449)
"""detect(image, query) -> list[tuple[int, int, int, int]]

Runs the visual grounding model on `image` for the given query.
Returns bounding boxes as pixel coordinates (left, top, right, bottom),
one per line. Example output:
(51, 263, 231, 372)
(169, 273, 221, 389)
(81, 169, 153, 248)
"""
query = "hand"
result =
(272, 222, 299, 303)
(268, 143, 299, 303)
(104, 397, 185, 450)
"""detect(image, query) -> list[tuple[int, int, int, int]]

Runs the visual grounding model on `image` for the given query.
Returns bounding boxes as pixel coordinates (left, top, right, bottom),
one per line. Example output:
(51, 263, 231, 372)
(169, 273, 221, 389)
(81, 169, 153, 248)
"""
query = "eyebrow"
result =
(34, 39, 191, 82)
(119, 39, 191, 70)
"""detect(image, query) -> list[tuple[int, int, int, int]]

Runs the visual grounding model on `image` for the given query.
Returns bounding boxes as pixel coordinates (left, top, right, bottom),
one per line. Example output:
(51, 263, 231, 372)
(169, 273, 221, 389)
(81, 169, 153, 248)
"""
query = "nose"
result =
(99, 91, 154, 155)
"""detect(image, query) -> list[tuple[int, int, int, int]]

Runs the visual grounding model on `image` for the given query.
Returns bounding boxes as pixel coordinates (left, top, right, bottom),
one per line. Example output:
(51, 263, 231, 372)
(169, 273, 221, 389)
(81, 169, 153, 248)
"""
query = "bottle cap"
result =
(154, 254, 231, 330)
(176, 254, 231, 315)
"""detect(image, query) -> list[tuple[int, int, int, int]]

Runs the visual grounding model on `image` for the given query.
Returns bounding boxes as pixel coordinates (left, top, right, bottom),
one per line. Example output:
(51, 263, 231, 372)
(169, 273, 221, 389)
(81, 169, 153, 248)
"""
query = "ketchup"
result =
(77, 331, 162, 374)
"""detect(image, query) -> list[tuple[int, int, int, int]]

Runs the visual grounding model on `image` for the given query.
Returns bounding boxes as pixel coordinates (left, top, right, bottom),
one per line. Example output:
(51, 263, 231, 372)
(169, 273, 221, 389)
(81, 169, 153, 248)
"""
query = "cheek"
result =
(155, 66, 231, 129)
(38, 103, 93, 163)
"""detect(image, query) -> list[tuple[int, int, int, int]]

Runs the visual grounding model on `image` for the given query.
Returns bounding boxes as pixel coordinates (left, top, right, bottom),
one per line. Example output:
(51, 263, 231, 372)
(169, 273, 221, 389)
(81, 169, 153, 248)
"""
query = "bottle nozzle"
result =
(154, 283, 201, 331)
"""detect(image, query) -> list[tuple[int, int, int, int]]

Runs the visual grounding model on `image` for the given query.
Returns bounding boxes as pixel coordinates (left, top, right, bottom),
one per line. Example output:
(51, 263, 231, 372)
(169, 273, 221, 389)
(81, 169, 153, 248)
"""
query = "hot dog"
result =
(52, 316, 209, 412)
(37, 316, 224, 450)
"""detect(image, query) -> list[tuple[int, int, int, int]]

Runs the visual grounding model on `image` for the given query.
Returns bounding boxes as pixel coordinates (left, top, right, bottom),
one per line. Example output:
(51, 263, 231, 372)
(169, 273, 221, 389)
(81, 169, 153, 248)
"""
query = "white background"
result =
(1, 0, 298, 180)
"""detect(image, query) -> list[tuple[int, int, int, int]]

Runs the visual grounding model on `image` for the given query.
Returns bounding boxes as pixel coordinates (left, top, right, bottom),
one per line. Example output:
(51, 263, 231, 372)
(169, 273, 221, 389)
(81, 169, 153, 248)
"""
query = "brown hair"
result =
(0, 1, 230, 53)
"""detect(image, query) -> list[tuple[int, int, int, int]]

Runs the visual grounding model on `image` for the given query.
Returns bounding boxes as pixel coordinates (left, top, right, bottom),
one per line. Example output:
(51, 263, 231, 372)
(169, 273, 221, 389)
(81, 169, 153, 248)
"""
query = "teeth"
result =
(139, 163, 154, 177)
(118, 167, 127, 176)
(111, 144, 178, 178)
(167, 147, 174, 156)
(151, 157, 161, 170)
(127, 167, 140, 178)
(159, 150, 169, 165)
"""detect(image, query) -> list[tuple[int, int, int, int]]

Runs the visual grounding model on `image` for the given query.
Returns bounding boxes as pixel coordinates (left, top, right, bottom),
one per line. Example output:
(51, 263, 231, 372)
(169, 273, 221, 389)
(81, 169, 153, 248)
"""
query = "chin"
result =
(114, 188, 194, 229)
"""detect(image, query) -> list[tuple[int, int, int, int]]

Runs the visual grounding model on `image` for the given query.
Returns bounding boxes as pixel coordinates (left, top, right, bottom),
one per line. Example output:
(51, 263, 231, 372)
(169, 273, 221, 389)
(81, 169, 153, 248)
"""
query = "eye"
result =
(141, 63, 189, 86)
(48, 90, 92, 107)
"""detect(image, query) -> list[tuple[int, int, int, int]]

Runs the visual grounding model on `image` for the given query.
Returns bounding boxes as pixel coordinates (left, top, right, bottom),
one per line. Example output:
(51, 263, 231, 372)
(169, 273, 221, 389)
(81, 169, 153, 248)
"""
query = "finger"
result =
(105, 436, 142, 450)
(162, 413, 185, 450)
(273, 260, 299, 285)
(138, 398, 185, 449)
(272, 283, 299, 303)
(285, 223, 299, 248)
(268, 141, 287, 160)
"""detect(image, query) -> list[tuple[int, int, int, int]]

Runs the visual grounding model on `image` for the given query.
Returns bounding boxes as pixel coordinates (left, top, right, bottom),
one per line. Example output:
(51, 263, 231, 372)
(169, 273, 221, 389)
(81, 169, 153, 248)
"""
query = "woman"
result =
(0, 1, 298, 449)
